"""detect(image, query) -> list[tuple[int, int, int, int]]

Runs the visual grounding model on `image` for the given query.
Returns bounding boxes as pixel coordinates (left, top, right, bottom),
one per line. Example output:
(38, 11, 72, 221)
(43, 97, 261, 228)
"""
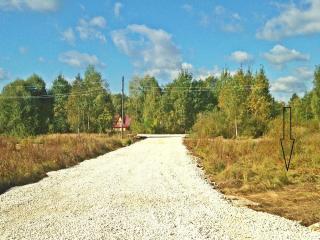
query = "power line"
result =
(0, 88, 106, 99)
(2, 79, 108, 89)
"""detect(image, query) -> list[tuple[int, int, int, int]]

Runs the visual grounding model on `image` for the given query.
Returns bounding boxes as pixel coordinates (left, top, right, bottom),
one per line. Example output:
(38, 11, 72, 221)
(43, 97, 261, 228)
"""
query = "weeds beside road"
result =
(0, 134, 135, 193)
(185, 131, 320, 226)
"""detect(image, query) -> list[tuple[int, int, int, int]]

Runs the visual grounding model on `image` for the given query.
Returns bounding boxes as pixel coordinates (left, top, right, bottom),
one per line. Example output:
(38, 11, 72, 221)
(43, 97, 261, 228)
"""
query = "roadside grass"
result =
(184, 129, 320, 226)
(0, 134, 135, 194)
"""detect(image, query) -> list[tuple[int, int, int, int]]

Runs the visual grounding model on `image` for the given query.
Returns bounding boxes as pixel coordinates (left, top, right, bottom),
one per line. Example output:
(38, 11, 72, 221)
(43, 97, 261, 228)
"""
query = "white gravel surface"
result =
(0, 135, 319, 240)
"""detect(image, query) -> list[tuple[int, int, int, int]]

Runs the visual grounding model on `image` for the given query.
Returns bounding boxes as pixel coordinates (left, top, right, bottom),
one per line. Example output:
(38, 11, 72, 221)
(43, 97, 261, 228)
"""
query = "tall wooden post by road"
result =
(121, 76, 124, 139)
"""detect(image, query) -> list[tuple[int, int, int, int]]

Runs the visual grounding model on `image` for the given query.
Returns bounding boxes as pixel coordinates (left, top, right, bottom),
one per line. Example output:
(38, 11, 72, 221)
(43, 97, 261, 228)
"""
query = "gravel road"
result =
(1, 135, 319, 240)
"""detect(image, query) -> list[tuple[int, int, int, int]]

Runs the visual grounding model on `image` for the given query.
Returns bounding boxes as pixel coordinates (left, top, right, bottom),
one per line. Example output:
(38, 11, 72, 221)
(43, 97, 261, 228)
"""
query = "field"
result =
(185, 128, 320, 226)
(0, 134, 135, 193)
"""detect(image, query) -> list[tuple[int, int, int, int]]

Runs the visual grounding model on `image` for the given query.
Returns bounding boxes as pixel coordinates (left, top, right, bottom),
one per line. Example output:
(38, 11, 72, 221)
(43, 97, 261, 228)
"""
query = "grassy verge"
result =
(0, 133, 136, 194)
(184, 132, 320, 226)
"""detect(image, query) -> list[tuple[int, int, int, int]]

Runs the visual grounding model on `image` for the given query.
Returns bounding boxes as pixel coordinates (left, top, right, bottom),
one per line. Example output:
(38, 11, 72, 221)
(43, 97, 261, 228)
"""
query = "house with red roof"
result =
(113, 114, 131, 131)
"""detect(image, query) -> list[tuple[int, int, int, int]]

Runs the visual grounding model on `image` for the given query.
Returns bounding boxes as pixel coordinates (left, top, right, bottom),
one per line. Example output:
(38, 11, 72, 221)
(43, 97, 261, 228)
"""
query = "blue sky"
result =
(0, 0, 320, 101)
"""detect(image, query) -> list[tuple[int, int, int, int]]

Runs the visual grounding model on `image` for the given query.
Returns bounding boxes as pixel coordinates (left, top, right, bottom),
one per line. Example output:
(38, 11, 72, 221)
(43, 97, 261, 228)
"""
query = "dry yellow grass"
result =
(0, 134, 135, 193)
(185, 130, 320, 226)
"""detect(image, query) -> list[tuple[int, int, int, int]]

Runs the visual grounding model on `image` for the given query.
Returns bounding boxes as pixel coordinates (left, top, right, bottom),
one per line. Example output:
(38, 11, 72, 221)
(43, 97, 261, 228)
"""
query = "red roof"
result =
(113, 115, 131, 128)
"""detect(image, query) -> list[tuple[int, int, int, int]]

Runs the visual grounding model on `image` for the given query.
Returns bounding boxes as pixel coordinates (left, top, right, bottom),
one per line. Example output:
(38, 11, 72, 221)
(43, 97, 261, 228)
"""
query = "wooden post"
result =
(121, 76, 124, 139)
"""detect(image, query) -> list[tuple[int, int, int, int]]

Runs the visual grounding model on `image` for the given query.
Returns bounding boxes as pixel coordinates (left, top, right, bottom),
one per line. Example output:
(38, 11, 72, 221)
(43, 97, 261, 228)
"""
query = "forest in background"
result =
(0, 65, 320, 137)
(128, 66, 320, 137)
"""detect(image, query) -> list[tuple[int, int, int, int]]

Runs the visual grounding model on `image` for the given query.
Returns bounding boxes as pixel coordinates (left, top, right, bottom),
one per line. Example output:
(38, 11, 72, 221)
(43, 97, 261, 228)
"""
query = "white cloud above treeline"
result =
(271, 76, 307, 94)
(263, 45, 309, 68)
(114, 2, 123, 17)
(229, 51, 253, 64)
(111, 24, 187, 80)
(182, 4, 243, 33)
(0, 0, 60, 12)
(61, 16, 107, 45)
(181, 4, 193, 13)
(61, 28, 76, 45)
(19, 46, 28, 55)
(271, 66, 314, 96)
(257, 0, 320, 40)
(77, 17, 107, 43)
(0, 67, 9, 80)
(59, 51, 104, 69)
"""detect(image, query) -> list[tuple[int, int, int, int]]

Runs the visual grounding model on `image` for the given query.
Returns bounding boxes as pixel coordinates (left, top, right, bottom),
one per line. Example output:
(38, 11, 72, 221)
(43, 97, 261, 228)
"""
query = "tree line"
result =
(127, 66, 320, 138)
(0, 66, 115, 136)
(1, 65, 319, 137)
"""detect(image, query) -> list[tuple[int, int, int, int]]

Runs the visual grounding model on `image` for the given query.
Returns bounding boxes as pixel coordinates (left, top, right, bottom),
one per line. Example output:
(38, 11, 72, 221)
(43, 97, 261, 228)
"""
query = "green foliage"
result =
(311, 66, 320, 124)
(111, 93, 128, 115)
(128, 75, 163, 133)
(0, 66, 114, 137)
(0, 80, 34, 136)
(161, 70, 195, 133)
(127, 70, 217, 134)
(66, 66, 114, 133)
(1, 64, 320, 138)
(66, 74, 84, 133)
(247, 68, 274, 137)
(193, 67, 277, 138)
(50, 74, 71, 133)
(191, 110, 231, 138)
(0, 75, 51, 137)
(218, 69, 247, 137)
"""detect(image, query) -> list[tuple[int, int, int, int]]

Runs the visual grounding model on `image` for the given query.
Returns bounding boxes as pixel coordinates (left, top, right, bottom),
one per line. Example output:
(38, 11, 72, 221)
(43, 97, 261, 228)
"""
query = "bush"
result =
(191, 110, 232, 138)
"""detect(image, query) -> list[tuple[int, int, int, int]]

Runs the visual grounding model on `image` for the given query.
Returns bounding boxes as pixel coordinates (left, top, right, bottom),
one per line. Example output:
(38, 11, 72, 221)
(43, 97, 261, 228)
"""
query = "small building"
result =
(113, 114, 131, 131)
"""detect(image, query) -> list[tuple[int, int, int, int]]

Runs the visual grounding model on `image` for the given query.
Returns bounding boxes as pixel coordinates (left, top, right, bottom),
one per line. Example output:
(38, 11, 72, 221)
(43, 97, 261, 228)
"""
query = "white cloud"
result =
(89, 16, 106, 28)
(61, 28, 76, 45)
(76, 16, 107, 43)
(257, 0, 320, 40)
(38, 56, 45, 63)
(182, 4, 192, 13)
(79, 4, 85, 11)
(193, 65, 223, 80)
(213, 5, 243, 33)
(178, 64, 236, 80)
(19, 46, 28, 55)
(0, 0, 59, 11)
(111, 24, 184, 80)
(199, 14, 210, 27)
(232, 13, 241, 20)
(59, 51, 104, 68)
(271, 76, 307, 93)
(214, 5, 225, 15)
(221, 23, 243, 33)
(114, 2, 123, 17)
(295, 66, 313, 80)
(263, 44, 309, 68)
(0, 67, 8, 80)
(229, 51, 253, 64)
(181, 62, 193, 70)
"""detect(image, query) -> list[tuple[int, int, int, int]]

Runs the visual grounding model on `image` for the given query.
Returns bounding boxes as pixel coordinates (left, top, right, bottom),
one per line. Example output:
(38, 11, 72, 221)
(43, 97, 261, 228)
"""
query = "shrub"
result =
(192, 110, 232, 138)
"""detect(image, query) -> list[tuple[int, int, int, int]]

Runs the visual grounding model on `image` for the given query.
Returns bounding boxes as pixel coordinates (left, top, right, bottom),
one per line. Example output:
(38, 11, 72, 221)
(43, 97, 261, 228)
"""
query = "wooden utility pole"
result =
(121, 76, 124, 139)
